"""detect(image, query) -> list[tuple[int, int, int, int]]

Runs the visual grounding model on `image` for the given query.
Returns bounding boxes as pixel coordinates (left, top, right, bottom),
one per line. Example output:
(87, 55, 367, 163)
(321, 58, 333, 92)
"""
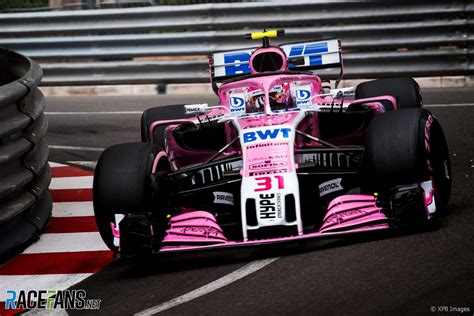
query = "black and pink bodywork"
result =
(94, 31, 451, 257)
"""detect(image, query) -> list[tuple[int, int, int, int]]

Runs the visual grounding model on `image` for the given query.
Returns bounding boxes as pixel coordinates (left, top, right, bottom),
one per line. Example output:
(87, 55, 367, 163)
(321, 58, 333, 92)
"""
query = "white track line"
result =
(135, 258, 279, 315)
(49, 145, 104, 152)
(50, 176, 93, 190)
(67, 161, 97, 169)
(23, 233, 108, 254)
(52, 201, 94, 217)
(24, 308, 69, 316)
(46, 111, 143, 115)
(425, 103, 474, 107)
(49, 162, 68, 168)
(0, 274, 92, 295)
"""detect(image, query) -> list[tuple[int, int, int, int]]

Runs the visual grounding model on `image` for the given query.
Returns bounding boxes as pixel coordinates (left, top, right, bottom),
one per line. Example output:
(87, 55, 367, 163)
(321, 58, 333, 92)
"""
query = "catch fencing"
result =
(0, 48, 51, 261)
(0, 0, 472, 85)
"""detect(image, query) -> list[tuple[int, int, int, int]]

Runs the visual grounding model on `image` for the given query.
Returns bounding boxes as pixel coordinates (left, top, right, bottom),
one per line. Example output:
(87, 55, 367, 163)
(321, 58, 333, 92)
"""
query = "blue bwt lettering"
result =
(224, 52, 251, 76)
(243, 128, 291, 143)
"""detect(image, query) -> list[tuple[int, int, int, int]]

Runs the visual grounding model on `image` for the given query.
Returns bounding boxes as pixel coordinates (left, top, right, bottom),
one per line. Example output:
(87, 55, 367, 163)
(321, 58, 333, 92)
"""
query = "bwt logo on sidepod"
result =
(243, 127, 291, 143)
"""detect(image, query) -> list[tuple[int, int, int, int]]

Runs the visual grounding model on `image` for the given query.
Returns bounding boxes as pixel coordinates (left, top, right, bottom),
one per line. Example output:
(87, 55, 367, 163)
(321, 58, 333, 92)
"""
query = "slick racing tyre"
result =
(141, 104, 185, 145)
(93, 142, 158, 251)
(364, 108, 451, 218)
(355, 77, 423, 110)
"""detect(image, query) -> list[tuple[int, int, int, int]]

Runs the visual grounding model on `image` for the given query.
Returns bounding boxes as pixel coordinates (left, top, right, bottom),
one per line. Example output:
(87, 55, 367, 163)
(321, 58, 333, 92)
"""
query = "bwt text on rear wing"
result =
(209, 38, 343, 89)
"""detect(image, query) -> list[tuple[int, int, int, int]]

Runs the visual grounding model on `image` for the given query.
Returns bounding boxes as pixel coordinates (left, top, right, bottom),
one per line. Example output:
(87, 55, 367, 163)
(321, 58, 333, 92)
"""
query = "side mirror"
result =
(184, 103, 211, 115)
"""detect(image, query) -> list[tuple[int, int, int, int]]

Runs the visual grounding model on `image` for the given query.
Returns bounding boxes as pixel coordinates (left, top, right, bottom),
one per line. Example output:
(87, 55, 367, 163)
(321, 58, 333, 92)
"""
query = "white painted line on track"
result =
(49, 145, 104, 152)
(135, 258, 279, 315)
(0, 273, 92, 295)
(24, 307, 69, 315)
(23, 232, 108, 254)
(49, 162, 68, 168)
(52, 201, 94, 217)
(425, 103, 474, 107)
(50, 176, 93, 190)
(45, 111, 143, 115)
(67, 161, 97, 169)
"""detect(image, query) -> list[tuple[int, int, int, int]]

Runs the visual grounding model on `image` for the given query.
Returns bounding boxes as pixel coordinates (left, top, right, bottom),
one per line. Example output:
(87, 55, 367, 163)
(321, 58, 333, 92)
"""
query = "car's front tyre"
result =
(363, 108, 451, 223)
(93, 142, 158, 252)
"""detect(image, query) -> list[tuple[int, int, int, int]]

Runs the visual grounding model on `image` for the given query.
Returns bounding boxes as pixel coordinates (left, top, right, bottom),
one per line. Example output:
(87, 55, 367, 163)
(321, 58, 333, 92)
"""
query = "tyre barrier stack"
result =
(0, 48, 51, 262)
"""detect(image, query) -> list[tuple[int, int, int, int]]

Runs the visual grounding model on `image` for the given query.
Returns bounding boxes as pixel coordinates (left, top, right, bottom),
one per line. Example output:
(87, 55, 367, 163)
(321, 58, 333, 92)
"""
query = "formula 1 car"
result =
(93, 30, 451, 257)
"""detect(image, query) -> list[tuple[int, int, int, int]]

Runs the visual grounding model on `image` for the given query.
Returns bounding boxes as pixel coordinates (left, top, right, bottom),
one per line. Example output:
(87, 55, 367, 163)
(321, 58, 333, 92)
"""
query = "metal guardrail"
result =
(0, 1, 472, 85)
(40, 49, 473, 86)
(0, 48, 51, 262)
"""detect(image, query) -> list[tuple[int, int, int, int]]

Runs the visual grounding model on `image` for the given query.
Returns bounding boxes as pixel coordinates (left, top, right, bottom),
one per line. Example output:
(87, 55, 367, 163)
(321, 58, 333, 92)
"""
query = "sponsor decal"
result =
(3, 289, 101, 310)
(255, 175, 285, 192)
(184, 103, 209, 114)
(248, 88, 264, 97)
(319, 178, 343, 197)
(330, 87, 355, 98)
(296, 85, 312, 107)
(249, 160, 287, 171)
(288, 42, 329, 57)
(219, 40, 337, 77)
(424, 115, 434, 172)
(179, 226, 223, 237)
(223, 51, 251, 76)
(250, 169, 287, 176)
(220, 42, 329, 76)
(258, 193, 283, 220)
(229, 93, 246, 113)
(249, 154, 287, 162)
(276, 193, 283, 219)
(213, 191, 234, 206)
(186, 106, 203, 113)
(206, 113, 224, 120)
(243, 127, 291, 143)
(285, 42, 329, 67)
(324, 209, 367, 225)
(246, 141, 288, 150)
(270, 85, 283, 93)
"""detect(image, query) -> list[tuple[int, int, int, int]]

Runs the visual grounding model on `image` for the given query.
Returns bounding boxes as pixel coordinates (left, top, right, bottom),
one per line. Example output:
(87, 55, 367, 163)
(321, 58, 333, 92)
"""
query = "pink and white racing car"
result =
(93, 30, 451, 258)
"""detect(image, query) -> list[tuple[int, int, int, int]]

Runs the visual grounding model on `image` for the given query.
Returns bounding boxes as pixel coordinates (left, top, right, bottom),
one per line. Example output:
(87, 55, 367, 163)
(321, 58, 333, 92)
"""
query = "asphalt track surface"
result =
(44, 88, 474, 315)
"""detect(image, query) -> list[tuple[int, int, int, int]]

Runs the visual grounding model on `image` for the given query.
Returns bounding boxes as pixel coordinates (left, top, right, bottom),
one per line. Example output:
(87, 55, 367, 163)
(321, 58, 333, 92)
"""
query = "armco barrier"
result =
(0, 0, 472, 85)
(0, 48, 51, 262)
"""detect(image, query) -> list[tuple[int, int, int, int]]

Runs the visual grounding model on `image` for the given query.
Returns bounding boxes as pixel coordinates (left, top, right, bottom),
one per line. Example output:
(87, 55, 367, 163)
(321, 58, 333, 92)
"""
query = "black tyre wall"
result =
(0, 48, 52, 262)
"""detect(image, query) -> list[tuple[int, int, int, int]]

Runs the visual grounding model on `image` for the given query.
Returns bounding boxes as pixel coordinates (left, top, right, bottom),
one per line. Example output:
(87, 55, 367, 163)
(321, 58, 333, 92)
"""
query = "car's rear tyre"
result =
(93, 142, 158, 251)
(141, 104, 185, 145)
(364, 108, 451, 218)
(355, 77, 423, 110)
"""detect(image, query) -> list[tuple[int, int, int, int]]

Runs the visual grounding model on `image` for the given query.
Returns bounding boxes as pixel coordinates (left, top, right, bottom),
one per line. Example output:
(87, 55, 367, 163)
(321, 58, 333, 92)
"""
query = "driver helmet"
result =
(246, 87, 265, 113)
(269, 82, 293, 111)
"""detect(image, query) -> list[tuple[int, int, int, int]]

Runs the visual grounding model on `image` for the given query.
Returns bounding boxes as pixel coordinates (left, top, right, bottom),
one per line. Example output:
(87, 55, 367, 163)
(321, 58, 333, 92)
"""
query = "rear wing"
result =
(209, 38, 343, 92)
